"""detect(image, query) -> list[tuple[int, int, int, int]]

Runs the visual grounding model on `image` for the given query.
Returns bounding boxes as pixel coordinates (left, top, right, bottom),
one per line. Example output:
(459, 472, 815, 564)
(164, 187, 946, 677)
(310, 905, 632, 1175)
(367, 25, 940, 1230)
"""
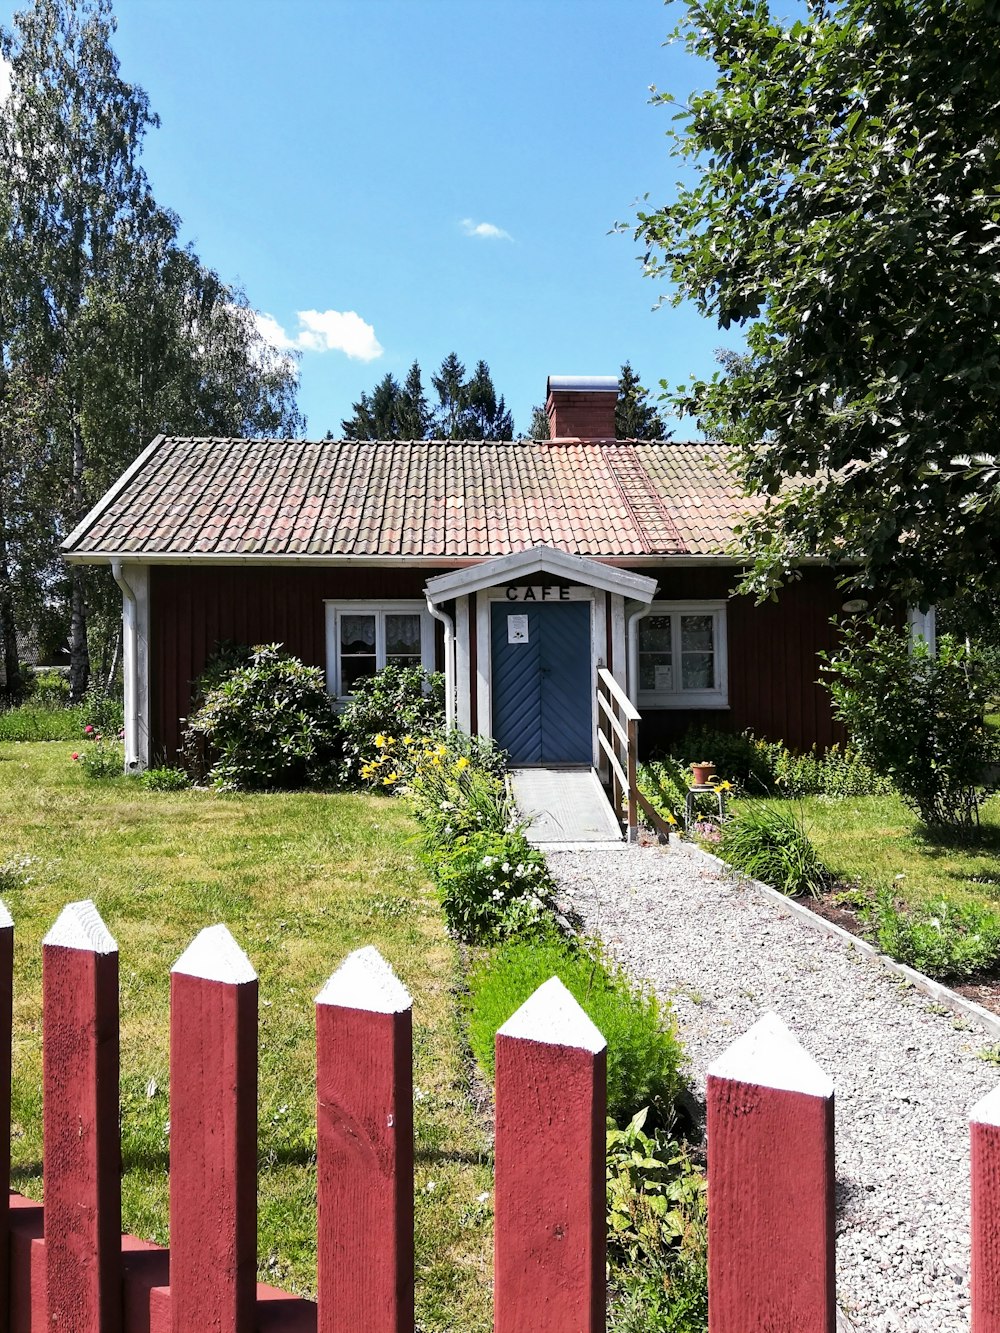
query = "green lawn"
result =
(0, 743, 492, 1329)
(770, 791, 1000, 912)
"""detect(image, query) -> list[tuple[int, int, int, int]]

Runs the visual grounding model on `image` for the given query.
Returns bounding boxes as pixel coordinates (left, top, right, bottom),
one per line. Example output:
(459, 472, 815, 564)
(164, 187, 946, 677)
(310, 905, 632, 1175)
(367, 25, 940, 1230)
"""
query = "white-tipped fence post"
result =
(971, 1085, 1000, 1331)
(494, 976, 607, 1333)
(42, 899, 122, 1333)
(0, 900, 11, 1318)
(170, 924, 258, 1333)
(706, 1011, 835, 1333)
(316, 946, 414, 1333)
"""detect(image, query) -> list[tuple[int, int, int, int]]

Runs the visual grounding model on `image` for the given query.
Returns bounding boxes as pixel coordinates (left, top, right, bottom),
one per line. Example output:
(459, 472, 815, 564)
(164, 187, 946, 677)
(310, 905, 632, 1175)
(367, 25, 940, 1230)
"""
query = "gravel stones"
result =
(549, 841, 997, 1333)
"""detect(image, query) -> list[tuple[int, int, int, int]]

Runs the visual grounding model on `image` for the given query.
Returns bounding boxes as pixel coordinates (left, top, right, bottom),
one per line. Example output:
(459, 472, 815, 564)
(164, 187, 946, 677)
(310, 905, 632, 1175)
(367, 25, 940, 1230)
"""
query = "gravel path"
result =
(549, 841, 999, 1333)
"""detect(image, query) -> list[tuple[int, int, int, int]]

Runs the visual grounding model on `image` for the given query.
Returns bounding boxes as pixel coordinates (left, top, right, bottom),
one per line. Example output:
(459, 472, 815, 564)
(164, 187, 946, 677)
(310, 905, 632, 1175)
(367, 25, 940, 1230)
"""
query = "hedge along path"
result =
(0, 743, 493, 1333)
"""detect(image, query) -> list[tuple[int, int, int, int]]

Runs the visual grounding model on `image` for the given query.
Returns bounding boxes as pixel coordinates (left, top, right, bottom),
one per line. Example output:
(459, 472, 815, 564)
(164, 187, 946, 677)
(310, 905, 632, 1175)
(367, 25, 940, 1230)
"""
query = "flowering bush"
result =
(433, 828, 555, 942)
(360, 731, 514, 847)
(337, 664, 445, 784)
(182, 645, 341, 790)
(72, 725, 124, 778)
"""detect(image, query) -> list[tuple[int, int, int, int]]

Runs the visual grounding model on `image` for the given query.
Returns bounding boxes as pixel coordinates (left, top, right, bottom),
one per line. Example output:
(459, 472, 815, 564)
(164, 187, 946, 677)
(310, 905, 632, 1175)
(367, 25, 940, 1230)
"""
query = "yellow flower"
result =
(360, 762, 376, 778)
(402, 734, 415, 746)
(374, 733, 387, 749)
(454, 756, 470, 772)
(435, 743, 447, 757)
(431, 756, 442, 766)
(666, 812, 678, 825)
(382, 771, 399, 785)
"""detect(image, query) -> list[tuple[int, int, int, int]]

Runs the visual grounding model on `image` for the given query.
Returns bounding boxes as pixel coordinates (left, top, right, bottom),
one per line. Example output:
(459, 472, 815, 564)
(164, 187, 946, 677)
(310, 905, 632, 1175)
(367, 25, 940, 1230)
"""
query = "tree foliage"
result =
(615, 361, 670, 440)
(341, 352, 513, 440)
(634, 0, 1000, 603)
(0, 0, 302, 697)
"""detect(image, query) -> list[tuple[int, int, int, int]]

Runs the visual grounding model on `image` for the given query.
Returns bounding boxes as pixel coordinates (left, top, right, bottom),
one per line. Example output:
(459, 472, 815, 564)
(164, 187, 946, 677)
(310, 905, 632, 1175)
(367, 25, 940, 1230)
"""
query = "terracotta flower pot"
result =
(691, 762, 716, 786)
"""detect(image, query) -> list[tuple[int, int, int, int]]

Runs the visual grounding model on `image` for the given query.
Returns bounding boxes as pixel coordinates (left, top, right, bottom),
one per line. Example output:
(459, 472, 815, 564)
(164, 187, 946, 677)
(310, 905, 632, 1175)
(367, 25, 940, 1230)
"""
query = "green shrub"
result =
(81, 681, 125, 735)
(666, 726, 773, 790)
(822, 623, 1000, 828)
(139, 766, 190, 792)
(434, 828, 553, 942)
(863, 888, 1000, 980)
(607, 1109, 707, 1333)
(719, 800, 827, 897)
(337, 664, 446, 784)
(466, 932, 684, 1126)
(0, 702, 84, 741)
(182, 644, 341, 790)
(637, 759, 687, 827)
(32, 670, 70, 707)
(73, 733, 124, 779)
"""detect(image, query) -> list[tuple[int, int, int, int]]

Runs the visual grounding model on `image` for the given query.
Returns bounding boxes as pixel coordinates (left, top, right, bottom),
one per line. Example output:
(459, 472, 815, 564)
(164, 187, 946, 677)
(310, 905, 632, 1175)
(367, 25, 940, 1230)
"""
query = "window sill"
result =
(638, 697, 730, 710)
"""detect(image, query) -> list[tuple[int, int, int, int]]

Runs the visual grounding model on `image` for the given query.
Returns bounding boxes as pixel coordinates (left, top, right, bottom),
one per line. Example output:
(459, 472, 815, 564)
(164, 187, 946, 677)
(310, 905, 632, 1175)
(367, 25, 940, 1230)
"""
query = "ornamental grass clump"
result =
(719, 800, 827, 898)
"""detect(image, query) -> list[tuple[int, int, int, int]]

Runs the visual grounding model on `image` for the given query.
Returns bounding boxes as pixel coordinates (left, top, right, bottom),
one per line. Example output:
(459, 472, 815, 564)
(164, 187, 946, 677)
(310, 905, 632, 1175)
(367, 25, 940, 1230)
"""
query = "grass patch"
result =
(0, 743, 492, 1330)
(0, 703, 84, 741)
(768, 792, 1000, 914)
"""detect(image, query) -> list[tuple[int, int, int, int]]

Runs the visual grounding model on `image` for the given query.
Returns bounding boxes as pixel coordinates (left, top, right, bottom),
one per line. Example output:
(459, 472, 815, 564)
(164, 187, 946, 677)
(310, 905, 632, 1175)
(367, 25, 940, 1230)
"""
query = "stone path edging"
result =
(673, 838, 1000, 1043)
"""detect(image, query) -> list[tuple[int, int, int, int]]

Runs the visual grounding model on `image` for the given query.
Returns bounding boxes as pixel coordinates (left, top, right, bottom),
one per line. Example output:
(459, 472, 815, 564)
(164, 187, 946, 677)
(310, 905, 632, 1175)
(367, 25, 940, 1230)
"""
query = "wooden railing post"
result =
(971, 1084, 1000, 1331)
(0, 899, 12, 1317)
(170, 924, 258, 1333)
(316, 946, 414, 1333)
(495, 976, 606, 1333)
(42, 899, 122, 1333)
(707, 1011, 835, 1333)
(625, 715, 638, 842)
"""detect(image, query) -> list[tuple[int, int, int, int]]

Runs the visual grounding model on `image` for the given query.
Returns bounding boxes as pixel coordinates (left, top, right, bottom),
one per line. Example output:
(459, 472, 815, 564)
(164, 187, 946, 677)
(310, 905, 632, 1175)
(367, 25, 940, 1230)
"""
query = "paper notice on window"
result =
(508, 614, 529, 644)
(654, 664, 673, 690)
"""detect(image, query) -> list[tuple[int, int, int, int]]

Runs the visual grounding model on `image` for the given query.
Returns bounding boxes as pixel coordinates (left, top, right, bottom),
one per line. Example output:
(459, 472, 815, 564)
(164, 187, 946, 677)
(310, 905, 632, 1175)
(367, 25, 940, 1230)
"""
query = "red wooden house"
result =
(62, 375, 848, 771)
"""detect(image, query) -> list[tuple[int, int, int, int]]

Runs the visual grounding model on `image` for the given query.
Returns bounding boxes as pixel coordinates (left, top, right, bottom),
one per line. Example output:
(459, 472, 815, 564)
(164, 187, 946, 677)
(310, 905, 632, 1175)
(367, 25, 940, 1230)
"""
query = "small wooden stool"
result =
(685, 782, 726, 830)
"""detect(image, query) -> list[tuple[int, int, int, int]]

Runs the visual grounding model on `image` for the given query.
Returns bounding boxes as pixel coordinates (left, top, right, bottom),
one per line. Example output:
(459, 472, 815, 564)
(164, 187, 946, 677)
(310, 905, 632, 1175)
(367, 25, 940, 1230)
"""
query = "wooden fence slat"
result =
(706, 1011, 835, 1333)
(42, 899, 122, 1333)
(970, 1085, 1000, 1331)
(170, 924, 258, 1333)
(494, 976, 606, 1333)
(315, 946, 414, 1333)
(0, 901, 12, 1318)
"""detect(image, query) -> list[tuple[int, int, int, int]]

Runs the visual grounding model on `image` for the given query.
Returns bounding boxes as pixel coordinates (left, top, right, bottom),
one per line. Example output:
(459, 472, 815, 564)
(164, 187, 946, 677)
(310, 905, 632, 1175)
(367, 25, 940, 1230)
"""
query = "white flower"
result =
(480, 855, 495, 868)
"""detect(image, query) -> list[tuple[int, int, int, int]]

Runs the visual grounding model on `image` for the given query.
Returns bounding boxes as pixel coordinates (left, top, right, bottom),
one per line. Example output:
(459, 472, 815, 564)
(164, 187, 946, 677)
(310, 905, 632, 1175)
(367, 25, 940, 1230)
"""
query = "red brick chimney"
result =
(545, 375, 619, 441)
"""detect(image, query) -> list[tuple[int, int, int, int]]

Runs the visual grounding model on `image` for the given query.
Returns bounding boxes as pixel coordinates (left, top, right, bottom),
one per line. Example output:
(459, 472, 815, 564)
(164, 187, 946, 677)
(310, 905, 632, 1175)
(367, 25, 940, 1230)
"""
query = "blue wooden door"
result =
(490, 601, 592, 764)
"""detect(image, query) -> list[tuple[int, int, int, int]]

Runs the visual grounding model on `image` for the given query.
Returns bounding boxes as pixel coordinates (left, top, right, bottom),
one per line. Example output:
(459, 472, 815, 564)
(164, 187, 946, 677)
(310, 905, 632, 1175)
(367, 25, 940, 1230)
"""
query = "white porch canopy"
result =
(424, 543, 658, 606)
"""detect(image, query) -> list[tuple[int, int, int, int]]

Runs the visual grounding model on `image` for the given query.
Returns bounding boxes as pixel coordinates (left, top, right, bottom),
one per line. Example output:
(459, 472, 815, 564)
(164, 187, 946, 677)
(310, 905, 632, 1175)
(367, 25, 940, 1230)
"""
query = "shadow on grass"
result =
(911, 821, 1000, 858)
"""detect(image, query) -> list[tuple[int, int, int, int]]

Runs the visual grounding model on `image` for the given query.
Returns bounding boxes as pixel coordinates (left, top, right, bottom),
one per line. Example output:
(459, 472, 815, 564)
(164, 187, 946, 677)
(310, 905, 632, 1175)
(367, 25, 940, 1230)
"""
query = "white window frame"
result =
(324, 600, 436, 700)
(637, 600, 729, 709)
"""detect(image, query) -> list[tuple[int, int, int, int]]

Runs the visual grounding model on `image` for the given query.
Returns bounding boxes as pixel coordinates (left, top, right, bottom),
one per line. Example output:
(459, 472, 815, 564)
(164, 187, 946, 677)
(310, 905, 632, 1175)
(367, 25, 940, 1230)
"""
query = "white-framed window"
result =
(324, 601, 436, 698)
(637, 601, 728, 708)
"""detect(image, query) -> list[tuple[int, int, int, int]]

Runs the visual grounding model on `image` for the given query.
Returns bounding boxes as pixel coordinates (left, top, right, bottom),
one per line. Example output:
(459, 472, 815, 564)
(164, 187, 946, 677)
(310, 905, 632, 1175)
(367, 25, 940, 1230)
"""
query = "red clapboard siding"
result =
(636, 566, 850, 755)
(149, 566, 449, 759)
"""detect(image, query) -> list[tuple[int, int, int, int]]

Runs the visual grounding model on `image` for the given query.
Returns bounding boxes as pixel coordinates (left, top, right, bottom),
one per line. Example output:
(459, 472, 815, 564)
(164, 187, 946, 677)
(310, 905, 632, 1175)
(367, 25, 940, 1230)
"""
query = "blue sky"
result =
(10, 0, 742, 437)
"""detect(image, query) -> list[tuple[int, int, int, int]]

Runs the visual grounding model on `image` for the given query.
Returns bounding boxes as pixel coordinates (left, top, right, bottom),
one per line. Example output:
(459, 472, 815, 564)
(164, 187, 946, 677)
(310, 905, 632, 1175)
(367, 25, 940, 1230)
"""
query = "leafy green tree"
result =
(341, 361, 434, 440)
(396, 360, 432, 439)
(0, 0, 302, 697)
(344, 354, 513, 440)
(633, 0, 1000, 604)
(615, 362, 670, 440)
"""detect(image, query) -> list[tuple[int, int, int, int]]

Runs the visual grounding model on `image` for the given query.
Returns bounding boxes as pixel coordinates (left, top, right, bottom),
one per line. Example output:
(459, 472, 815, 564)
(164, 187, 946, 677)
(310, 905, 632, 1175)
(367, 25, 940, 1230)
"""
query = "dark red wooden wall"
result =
(149, 565, 447, 760)
(149, 562, 847, 761)
(635, 565, 847, 755)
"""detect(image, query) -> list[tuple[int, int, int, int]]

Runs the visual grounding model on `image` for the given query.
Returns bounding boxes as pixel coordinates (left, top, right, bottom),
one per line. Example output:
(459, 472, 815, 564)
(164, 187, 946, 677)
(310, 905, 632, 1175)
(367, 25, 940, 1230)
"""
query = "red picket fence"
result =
(1, 896, 998, 1333)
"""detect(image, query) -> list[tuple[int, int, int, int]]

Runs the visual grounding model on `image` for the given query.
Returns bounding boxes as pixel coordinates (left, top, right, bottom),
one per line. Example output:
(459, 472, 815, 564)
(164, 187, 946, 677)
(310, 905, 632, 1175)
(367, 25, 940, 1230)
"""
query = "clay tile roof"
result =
(63, 436, 756, 561)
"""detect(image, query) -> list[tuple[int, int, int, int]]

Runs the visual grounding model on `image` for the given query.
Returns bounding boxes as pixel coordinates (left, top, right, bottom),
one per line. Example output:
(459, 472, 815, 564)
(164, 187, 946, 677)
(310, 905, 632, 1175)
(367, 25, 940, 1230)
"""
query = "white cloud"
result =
(461, 218, 513, 242)
(253, 311, 297, 352)
(253, 308, 384, 362)
(296, 309, 384, 360)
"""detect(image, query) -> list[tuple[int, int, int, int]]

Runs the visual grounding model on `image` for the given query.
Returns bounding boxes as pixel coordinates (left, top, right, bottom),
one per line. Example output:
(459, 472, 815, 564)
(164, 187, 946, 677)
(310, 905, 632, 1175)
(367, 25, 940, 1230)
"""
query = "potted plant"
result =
(691, 760, 716, 786)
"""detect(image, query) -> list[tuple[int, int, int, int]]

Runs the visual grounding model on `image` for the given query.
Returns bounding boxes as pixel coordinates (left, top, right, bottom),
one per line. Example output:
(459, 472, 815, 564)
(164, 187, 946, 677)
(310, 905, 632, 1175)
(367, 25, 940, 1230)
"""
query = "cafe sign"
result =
(503, 585, 573, 602)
